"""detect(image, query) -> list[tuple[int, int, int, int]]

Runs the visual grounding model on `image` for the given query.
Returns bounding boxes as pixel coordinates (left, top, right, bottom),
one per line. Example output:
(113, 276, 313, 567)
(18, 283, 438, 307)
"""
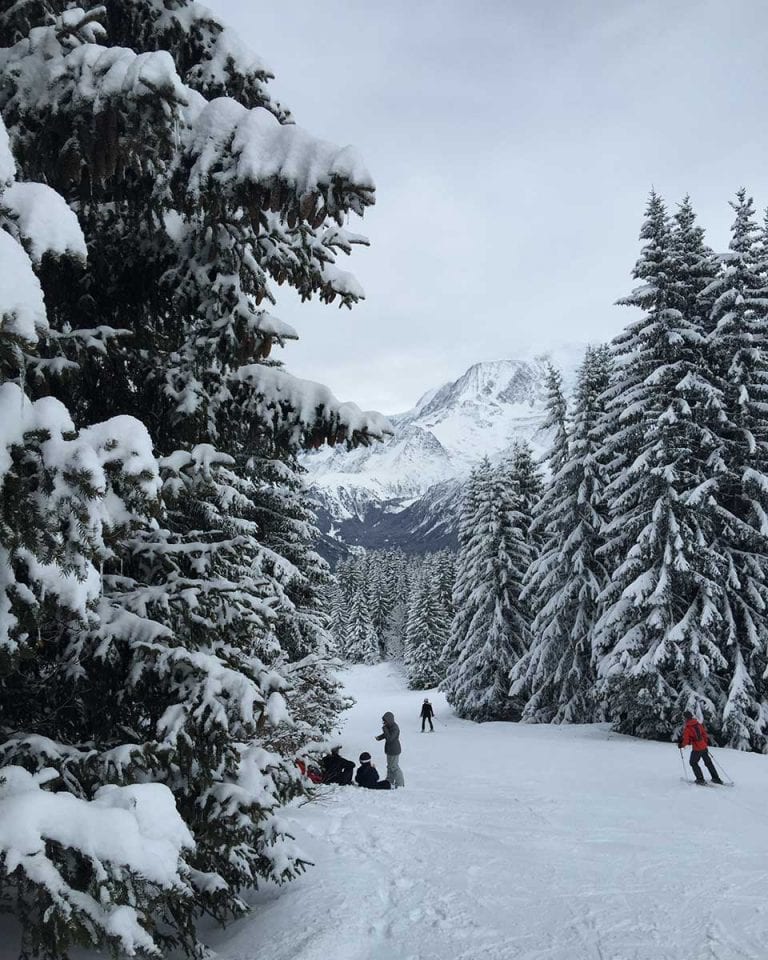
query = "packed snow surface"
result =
(205, 664, 768, 960)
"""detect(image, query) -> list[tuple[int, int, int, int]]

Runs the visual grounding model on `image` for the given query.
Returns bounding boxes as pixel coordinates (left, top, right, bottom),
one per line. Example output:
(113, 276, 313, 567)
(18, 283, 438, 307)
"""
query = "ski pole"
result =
(711, 751, 735, 785)
(679, 748, 690, 782)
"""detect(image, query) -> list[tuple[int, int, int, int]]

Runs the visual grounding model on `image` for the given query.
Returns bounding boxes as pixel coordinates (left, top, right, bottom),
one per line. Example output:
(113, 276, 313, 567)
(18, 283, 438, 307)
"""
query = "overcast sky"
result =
(208, 0, 768, 414)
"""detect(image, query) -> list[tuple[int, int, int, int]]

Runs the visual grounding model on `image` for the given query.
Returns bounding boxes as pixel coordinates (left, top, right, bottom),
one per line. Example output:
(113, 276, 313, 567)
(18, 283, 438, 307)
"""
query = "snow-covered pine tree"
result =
(0, 2, 387, 952)
(0, 112, 193, 960)
(443, 453, 539, 721)
(512, 345, 611, 723)
(439, 463, 490, 680)
(369, 553, 394, 655)
(380, 550, 409, 659)
(433, 550, 456, 623)
(327, 576, 349, 654)
(541, 361, 570, 476)
(404, 568, 425, 678)
(384, 598, 407, 660)
(703, 191, 768, 749)
(672, 195, 719, 338)
(344, 570, 381, 664)
(508, 439, 545, 551)
(247, 455, 349, 749)
(403, 558, 449, 689)
(593, 193, 726, 740)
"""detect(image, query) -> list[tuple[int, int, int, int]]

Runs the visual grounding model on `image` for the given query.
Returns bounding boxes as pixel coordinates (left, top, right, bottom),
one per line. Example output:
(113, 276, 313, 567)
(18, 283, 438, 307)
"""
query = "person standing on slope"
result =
(678, 711, 723, 785)
(420, 698, 435, 732)
(375, 711, 405, 788)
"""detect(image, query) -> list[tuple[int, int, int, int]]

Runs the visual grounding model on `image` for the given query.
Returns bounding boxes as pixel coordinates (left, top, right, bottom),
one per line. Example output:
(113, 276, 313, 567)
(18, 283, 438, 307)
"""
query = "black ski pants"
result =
(326, 759, 354, 785)
(337, 759, 354, 785)
(690, 748, 719, 782)
(421, 715, 434, 732)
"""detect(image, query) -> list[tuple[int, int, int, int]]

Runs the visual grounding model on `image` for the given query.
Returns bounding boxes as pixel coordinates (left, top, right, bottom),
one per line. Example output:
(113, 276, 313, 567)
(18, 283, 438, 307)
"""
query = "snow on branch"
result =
(2, 182, 87, 263)
(183, 97, 374, 219)
(0, 30, 188, 119)
(230, 364, 392, 448)
(184, 12, 273, 89)
(0, 229, 47, 343)
(0, 115, 14, 185)
(0, 766, 193, 957)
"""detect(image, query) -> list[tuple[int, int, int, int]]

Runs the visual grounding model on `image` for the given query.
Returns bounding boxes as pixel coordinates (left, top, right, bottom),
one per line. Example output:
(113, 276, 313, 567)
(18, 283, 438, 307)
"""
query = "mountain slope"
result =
(202, 664, 767, 960)
(304, 347, 584, 557)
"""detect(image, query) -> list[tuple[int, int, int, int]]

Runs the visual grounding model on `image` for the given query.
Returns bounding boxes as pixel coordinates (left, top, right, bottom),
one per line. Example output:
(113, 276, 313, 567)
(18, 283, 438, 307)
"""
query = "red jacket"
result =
(680, 717, 708, 751)
(295, 759, 323, 784)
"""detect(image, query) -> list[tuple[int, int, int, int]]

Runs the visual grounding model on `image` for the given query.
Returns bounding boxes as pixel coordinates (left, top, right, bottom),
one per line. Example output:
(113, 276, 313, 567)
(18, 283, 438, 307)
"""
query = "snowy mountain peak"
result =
(304, 347, 586, 555)
(404, 357, 549, 439)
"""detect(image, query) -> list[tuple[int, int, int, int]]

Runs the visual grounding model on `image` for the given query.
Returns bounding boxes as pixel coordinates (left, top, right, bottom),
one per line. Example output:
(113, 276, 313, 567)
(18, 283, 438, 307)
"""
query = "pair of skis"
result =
(678, 747, 734, 787)
(680, 778, 734, 788)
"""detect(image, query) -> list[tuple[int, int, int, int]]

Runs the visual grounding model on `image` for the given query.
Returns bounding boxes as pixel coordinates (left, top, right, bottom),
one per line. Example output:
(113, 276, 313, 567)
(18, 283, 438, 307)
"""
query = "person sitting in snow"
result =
(420, 697, 435, 732)
(320, 745, 355, 785)
(678, 711, 723, 786)
(355, 752, 391, 790)
(375, 711, 405, 788)
(295, 758, 323, 784)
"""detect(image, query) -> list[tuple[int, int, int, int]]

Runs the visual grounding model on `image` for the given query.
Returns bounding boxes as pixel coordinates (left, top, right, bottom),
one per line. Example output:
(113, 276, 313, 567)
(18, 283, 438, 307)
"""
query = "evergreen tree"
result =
(704, 191, 768, 748)
(439, 463, 489, 679)
(0, 4, 385, 953)
(443, 454, 539, 721)
(433, 550, 456, 622)
(507, 440, 545, 550)
(512, 345, 611, 722)
(327, 577, 349, 654)
(672, 195, 719, 336)
(0, 112, 193, 959)
(362, 552, 387, 657)
(380, 551, 408, 659)
(249, 456, 348, 745)
(404, 561, 449, 689)
(541, 362, 569, 476)
(594, 193, 725, 739)
(344, 578, 381, 664)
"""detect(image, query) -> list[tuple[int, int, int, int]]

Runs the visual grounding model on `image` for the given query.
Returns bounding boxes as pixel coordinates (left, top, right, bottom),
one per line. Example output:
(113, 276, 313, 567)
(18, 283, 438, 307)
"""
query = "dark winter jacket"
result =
(420, 702, 434, 719)
(679, 717, 709, 751)
(321, 751, 354, 785)
(376, 712, 401, 755)
(355, 761, 390, 789)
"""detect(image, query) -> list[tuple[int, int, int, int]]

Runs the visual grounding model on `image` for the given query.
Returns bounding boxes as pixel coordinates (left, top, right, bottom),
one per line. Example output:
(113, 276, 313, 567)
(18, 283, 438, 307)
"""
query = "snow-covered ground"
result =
(206, 664, 768, 960)
(2, 663, 766, 960)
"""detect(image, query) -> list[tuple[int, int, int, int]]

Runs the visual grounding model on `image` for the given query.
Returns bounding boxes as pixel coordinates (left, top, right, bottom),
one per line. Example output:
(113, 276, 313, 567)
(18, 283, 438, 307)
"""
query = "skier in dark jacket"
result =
(320, 746, 354, 785)
(355, 752, 391, 790)
(420, 698, 435, 732)
(678, 711, 723, 785)
(375, 711, 405, 788)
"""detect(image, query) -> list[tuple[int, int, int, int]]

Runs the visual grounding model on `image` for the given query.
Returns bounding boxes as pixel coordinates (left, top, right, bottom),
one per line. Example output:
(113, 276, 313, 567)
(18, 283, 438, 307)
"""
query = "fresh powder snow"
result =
(193, 663, 768, 960)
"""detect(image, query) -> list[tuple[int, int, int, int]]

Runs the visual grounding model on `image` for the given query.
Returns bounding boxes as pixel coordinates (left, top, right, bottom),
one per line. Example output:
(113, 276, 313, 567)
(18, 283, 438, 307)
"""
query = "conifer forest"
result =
(1, 2, 768, 959)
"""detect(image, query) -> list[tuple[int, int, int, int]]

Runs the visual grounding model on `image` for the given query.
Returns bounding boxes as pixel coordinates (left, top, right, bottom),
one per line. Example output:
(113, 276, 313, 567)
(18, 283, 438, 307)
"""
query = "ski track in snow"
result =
(1, 663, 764, 960)
(204, 664, 768, 960)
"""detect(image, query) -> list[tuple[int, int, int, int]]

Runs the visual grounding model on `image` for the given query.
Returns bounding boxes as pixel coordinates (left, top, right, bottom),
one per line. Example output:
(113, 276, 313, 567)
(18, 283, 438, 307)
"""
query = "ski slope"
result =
(207, 663, 768, 960)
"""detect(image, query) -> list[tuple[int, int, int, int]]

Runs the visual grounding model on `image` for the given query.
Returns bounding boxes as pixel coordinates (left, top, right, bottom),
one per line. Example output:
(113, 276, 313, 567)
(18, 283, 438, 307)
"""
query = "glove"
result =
(677, 740, 683, 749)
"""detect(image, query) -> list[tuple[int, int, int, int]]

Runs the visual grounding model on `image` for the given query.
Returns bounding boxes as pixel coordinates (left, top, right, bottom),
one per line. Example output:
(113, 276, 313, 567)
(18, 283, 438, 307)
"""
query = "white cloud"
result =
(207, 0, 768, 411)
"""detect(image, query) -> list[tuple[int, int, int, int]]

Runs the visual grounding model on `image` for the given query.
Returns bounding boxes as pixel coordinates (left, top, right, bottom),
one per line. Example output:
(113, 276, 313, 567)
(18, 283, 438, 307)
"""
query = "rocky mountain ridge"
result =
(303, 345, 585, 560)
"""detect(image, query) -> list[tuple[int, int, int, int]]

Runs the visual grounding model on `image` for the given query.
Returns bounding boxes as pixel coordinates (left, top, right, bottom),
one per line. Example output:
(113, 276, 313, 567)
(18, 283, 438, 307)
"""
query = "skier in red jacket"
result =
(678, 711, 723, 785)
